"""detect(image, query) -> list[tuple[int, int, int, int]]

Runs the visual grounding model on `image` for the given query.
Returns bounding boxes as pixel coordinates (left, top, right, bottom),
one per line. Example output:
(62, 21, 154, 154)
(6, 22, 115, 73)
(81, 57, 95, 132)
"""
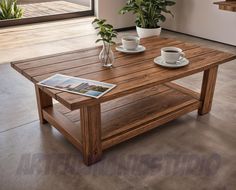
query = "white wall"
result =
(95, 0, 135, 29)
(162, 0, 236, 46)
(95, 0, 236, 46)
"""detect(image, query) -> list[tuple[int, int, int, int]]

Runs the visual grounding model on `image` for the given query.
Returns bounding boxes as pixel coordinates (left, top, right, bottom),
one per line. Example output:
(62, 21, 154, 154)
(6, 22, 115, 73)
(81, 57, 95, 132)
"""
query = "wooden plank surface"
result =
(49, 83, 200, 150)
(20, 1, 89, 18)
(0, 17, 96, 51)
(102, 99, 200, 150)
(214, 1, 236, 12)
(11, 37, 236, 110)
(43, 106, 82, 151)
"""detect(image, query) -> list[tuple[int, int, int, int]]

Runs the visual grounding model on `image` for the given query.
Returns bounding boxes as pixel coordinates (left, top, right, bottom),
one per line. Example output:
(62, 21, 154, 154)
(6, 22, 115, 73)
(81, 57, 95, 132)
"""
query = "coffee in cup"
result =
(161, 47, 185, 64)
(122, 36, 140, 50)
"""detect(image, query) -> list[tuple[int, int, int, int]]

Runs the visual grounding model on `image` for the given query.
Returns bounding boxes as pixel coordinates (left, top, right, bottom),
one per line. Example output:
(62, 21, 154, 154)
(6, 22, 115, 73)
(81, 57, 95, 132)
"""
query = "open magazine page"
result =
(38, 74, 116, 99)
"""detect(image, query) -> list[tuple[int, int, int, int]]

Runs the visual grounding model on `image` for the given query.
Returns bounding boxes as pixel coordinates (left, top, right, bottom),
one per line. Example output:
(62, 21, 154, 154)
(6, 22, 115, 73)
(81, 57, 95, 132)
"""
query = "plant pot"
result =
(136, 26, 162, 38)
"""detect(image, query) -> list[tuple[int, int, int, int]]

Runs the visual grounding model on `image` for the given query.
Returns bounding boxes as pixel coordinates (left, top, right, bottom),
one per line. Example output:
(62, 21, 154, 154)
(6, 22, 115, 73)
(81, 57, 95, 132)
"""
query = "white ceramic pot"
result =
(136, 26, 162, 38)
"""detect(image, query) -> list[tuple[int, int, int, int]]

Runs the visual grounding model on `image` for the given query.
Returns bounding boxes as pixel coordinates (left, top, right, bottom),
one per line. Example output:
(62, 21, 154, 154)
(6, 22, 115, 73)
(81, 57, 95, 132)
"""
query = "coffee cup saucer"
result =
(116, 45, 146, 54)
(154, 56, 189, 68)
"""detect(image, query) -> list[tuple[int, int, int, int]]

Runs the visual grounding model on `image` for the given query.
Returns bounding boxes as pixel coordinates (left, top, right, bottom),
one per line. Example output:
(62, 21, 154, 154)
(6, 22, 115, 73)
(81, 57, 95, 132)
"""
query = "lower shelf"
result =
(43, 82, 201, 151)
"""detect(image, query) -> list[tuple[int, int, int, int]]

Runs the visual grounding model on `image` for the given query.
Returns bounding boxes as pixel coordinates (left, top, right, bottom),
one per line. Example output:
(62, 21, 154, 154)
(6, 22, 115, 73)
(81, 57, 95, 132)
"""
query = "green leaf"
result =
(119, 0, 176, 28)
(91, 18, 117, 44)
(0, 0, 23, 20)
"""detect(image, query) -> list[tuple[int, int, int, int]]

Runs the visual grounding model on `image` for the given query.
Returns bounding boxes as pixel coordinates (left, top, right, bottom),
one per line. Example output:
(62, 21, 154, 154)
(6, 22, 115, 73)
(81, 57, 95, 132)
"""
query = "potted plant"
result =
(92, 18, 117, 68)
(119, 0, 176, 38)
(0, 0, 23, 20)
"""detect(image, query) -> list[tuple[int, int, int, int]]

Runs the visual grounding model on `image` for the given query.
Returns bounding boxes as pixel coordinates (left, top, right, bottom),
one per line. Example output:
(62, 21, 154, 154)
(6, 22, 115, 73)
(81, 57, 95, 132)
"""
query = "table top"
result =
(11, 37, 236, 110)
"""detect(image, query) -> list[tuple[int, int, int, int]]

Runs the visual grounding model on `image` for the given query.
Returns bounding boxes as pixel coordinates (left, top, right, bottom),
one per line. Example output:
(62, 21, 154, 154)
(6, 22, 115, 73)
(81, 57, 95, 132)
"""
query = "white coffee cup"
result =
(122, 36, 140, 50)
(161, 47, 185, 64)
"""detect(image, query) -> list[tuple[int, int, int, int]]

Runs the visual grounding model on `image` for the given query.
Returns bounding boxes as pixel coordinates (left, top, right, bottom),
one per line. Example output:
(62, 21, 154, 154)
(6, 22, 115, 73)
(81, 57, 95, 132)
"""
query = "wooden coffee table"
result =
(11, 37, 236, 166)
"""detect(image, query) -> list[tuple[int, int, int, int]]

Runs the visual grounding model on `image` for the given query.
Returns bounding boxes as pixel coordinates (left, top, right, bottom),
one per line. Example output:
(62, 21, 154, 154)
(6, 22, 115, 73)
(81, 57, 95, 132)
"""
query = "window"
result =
(0, 0, 94, 27)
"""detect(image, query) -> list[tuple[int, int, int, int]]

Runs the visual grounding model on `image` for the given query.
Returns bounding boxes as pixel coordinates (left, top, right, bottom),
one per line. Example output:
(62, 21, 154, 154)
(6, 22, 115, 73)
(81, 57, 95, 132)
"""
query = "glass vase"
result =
(99, 42, 114, 68)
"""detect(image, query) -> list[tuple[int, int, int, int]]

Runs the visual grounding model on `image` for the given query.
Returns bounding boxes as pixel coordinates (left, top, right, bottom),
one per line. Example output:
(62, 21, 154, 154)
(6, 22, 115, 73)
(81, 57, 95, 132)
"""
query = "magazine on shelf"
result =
(38, 74, 116, 99)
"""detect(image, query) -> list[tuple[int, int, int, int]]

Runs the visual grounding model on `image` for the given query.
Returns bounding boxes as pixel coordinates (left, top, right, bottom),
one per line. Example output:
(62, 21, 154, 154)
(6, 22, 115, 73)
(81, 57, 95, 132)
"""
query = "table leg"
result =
(35, 85, 53, 124)
(198, 66, 218, 115)
(80, 104, 102, 166)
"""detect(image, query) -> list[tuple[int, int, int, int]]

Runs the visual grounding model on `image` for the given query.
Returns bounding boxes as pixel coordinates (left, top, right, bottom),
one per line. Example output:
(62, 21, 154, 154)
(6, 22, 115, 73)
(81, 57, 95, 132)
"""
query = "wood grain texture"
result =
(19, 1, 89, 19)
(11, 37, 236, 110)
(35, 85, 52, 124)
(44, 83, 201, 152)
(198, 66, 219, 115)
(10, 36, 236, 166)
(43, 106, 82, 151)
(102, 99, 200, 150)
(214, 1, 236, 12)
(80, 104, 102, 166)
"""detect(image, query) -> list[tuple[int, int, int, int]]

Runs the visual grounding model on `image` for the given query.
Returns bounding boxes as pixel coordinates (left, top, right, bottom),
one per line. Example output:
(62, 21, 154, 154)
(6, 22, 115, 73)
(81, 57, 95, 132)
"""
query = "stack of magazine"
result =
(38, 74, 116, 99)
